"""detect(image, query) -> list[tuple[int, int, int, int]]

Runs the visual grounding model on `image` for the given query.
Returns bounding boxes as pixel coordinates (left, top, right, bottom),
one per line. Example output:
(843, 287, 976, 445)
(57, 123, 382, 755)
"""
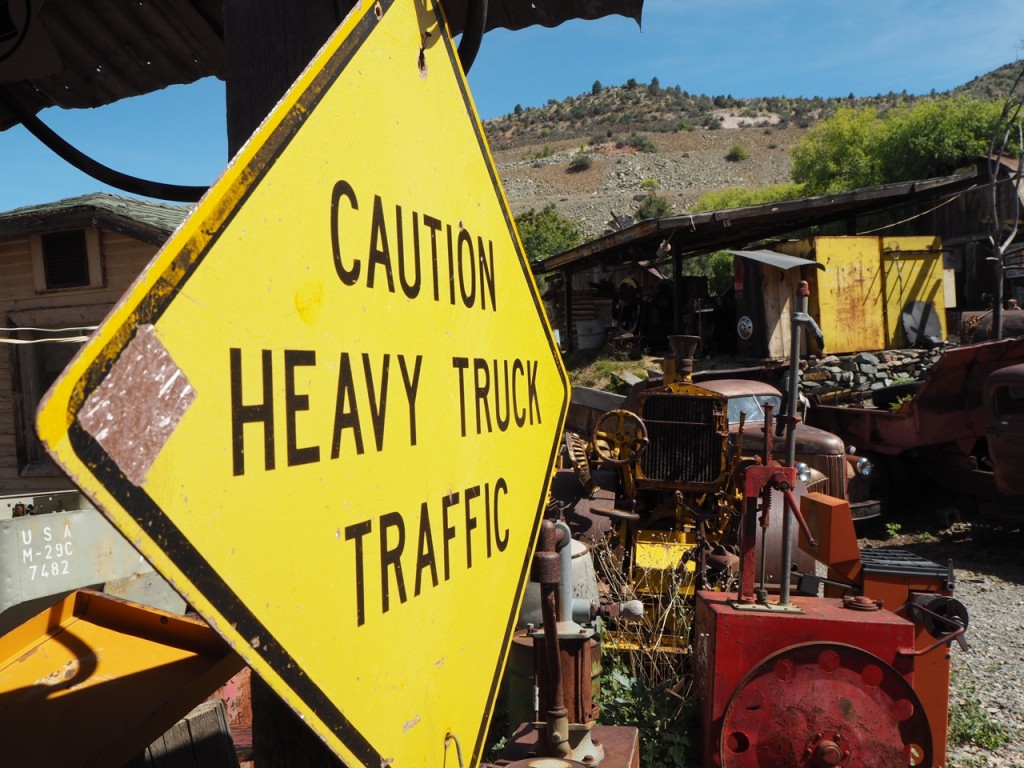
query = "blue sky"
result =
(2, 0, 1023, 212)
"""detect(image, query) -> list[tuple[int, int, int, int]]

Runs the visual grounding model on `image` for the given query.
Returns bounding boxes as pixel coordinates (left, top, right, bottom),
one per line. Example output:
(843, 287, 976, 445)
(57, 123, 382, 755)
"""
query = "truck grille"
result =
(824, 454, 846, 498)
(639, 394, 723, 484)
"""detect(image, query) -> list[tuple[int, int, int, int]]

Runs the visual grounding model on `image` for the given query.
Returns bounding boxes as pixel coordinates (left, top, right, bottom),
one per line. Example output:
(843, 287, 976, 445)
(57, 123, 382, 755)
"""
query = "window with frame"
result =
(12, 328, 84, 475)
(31, 228, 103, 292)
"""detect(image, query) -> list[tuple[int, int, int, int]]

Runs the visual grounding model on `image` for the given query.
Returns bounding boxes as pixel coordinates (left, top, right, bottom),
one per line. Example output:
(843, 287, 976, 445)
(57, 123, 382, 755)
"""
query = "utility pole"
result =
(223, 1, 353, 764)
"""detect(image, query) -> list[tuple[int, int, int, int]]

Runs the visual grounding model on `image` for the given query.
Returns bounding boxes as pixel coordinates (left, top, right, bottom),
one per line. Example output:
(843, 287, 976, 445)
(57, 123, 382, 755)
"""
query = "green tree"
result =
(592, 79, 603, 95)
(790, 106, 883, 193)
(681, 251, 734, 296)
(875, 97, 1006, 180)
(515, 204, 583, 264)
(791, 98, 1005, 194)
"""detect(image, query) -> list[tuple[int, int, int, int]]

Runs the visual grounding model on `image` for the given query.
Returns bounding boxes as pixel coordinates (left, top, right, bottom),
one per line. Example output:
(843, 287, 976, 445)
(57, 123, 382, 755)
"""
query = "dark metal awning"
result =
(727, 249, 826, 271)
(0, 0, 644, 132)
(537, 170, 980, 275)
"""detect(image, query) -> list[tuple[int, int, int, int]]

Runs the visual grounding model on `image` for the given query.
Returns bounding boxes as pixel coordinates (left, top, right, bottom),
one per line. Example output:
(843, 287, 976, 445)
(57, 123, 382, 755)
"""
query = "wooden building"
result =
(539, 162, 1024, 356)
(0, 193, 188, 493)
(777, 235, 947, 354)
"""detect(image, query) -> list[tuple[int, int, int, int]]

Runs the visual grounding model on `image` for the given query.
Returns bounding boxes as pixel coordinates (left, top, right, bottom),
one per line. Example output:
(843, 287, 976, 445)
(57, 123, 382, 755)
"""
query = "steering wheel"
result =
(592, 409, 649, 465)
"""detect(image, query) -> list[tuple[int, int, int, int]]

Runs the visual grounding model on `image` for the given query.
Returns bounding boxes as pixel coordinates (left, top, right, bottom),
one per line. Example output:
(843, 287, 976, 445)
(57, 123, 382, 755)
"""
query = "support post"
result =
(223, 1, 354, 764)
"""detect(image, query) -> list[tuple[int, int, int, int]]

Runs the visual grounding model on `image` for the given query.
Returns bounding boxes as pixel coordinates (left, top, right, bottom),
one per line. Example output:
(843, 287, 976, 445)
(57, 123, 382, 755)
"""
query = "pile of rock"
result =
(800, 347, 946, 402)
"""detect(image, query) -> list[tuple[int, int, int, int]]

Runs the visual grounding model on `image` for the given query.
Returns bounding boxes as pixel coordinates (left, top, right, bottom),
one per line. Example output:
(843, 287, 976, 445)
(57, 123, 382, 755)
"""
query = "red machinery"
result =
(695, 479, 967, 768)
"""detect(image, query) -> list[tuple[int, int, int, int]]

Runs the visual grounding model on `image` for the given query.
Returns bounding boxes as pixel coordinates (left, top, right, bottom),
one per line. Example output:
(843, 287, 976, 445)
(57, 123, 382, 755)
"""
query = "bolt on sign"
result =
(35, 1, 568, 765)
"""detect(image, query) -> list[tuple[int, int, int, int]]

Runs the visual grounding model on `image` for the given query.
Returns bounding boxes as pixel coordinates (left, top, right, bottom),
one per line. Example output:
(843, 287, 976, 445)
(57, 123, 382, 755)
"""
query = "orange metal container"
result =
(0, 589, 242, 767)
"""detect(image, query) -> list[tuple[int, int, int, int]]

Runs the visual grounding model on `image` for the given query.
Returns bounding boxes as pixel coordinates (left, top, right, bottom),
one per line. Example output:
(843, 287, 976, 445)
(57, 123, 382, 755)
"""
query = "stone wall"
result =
(800, 347, 945, 403)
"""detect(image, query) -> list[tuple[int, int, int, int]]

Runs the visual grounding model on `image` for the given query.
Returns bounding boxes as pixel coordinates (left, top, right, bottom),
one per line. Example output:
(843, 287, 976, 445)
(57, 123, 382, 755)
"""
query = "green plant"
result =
(725, 144, 749, 162)
(948, 672, 1009, 750)
(680, 251, 734, 296)
(640, 178, 660, 192)
(691, 183, 806, 212)
(790, 98, 1006, 194)
(599, 651, 695, 768)
(884, 521, 902, 538)
(889, 394, 915, 412)
(635, 192, 672, 221)
(591, 533, 706, 768)
(568, 152, 593, 173)
(627, 133, 657, 153)
(514, 203, 583, 264)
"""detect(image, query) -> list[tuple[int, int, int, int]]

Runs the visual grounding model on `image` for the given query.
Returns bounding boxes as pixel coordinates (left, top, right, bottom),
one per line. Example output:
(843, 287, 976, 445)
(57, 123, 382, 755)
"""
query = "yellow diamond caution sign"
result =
(35, 1, 569, 765)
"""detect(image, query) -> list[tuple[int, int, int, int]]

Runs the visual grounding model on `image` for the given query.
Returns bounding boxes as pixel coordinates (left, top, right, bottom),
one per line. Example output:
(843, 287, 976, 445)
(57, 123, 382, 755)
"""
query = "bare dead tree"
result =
(987, 62, 1024, 339)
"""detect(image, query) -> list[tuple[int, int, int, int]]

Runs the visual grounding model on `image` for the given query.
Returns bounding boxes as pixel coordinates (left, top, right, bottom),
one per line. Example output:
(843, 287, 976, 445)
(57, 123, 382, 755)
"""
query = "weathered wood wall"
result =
(0, 229, 157, 493)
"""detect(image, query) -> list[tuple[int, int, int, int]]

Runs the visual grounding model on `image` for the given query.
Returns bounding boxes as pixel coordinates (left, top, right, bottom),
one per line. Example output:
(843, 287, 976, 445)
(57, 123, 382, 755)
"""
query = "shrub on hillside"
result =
(627, 133, 657, 153)
(568, 152, 594, 173)
(725, 144, 749, 162)
(635, 192, 672, 220)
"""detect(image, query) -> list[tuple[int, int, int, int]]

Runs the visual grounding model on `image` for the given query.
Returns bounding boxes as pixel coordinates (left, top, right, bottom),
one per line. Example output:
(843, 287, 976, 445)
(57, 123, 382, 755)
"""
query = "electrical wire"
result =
(0, 337, 90, 344)
(856, 186, 977, 235)
(0, 326, 97, 333)
(0, 325, 96, 344)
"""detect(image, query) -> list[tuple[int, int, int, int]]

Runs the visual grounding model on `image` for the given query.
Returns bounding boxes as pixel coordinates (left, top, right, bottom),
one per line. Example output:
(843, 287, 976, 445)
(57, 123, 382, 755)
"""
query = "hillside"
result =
(485, 63, 1023, 237)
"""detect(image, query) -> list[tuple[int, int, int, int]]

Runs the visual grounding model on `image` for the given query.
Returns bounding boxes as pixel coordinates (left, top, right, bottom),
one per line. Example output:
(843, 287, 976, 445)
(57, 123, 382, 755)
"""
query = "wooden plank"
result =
(126, 699, 240, 768)
(187, 700, 240, 767)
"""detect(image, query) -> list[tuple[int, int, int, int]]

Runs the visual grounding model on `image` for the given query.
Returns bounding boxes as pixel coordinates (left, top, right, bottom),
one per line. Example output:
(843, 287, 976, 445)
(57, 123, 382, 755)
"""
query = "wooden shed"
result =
(0, 193, 188, 493)
(778, 235, 947, 354)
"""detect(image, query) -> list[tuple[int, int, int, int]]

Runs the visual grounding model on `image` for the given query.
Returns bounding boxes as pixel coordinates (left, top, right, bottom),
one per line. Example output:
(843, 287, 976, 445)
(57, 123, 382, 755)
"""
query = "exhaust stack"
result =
(664, 335, 700, 385)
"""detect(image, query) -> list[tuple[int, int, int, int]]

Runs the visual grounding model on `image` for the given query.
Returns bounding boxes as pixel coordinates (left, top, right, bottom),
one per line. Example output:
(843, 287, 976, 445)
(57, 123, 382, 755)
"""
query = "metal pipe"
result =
(456, 0, 487, 74)
(0, 87, 208, 202)
(540, 579, 570, 757)
(780, 281, 813, 605)
(554, 521, 574, 625)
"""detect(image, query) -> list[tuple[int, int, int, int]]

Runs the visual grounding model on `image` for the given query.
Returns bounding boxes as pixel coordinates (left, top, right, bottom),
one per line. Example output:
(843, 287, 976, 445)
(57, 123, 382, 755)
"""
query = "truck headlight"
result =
(856, 457, 873, 478)
(795, 462, 812, 483)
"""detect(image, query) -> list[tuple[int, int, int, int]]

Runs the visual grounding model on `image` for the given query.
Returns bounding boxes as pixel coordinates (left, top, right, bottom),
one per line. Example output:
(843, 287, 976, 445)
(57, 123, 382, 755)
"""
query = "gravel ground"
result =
(859, 514, 1024, 768)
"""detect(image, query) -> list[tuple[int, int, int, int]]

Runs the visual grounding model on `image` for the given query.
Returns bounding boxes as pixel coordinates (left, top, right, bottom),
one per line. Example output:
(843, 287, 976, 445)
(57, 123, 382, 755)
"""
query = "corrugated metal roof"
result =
(538, 170, 982, 274)
(0, 0, 226, 131)
(0, 192, 191, 245)
(0, 0, 643, 131)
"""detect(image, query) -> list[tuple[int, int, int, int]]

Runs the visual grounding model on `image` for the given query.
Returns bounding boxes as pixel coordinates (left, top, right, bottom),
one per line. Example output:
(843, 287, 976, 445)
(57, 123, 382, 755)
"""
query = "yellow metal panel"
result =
(35, 1, 568, 766)
(0, 590, 241, 768)
(881, 236, 947, 347)
(811, 238, 887, 354)
(633, 529, 697, 596)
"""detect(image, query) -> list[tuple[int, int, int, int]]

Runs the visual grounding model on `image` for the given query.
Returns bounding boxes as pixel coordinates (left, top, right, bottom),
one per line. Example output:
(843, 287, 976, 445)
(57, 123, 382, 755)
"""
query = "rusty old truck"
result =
(808, 336, 1024, 513)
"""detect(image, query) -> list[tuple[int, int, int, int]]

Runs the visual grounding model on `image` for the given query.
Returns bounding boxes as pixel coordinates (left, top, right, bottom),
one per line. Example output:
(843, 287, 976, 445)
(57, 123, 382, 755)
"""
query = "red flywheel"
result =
(720, 642, 932, 768)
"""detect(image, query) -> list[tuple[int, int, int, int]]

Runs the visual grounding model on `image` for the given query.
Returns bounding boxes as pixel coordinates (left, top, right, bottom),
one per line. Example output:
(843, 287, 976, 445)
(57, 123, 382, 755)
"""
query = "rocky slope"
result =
(483, 62, 1023, 237)
(491, 122, 801, 238)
